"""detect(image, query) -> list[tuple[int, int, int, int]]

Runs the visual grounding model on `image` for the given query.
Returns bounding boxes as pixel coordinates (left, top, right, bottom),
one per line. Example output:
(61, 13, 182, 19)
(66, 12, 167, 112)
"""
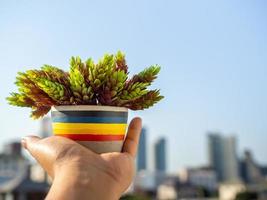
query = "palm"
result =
(101, 152, 135, 192)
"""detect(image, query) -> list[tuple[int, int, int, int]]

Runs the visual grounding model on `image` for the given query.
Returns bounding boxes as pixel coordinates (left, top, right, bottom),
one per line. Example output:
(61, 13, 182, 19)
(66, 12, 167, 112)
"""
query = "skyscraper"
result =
(154, 138, 166, 172)
(208, 134, 224, 181)
(240, 150, 264, 184)
(40, 117, 52, 138)
(208, 133, 239, 182)
(137, 128, 147, 171)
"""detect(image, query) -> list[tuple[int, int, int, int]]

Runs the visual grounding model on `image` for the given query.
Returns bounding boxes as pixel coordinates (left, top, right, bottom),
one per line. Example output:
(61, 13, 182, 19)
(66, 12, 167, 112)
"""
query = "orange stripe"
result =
(55, 134, 125, 141)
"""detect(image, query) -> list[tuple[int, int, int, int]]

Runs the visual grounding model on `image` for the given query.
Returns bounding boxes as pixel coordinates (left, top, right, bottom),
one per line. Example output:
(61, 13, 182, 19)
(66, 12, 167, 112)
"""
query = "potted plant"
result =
(7, 51, 163, 153)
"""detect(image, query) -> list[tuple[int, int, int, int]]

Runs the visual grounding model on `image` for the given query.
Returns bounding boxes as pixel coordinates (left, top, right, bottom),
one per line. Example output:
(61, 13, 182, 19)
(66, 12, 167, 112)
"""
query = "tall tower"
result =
(208, 133, 224, 181)
(208, 133, 239, 182)
(40, 117, 52, 138)
(240, 150, 264, 183)
(137, 128, 147, 171)
(154, 138, 166, 173)
(222, 136, 239, 182)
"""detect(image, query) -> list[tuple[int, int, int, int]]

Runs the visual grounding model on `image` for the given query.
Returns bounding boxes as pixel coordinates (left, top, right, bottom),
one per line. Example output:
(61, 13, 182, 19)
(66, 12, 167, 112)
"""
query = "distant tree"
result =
(120, 194, 151, 200)
(235, 191, 258, 200)
(197, 187, 218, 198)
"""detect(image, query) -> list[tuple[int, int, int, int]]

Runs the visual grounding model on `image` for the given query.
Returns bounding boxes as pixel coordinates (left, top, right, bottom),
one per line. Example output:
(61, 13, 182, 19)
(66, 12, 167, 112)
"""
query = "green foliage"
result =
(235, 191, 258, 200)
(115, 51, 128, 73)
(6, 93, 35, 107)
(7, 51, 164, 118)
(88, 54, 115, 91)
(131, 65, 161, 85)
(98, 70, 128, 105)
(35, 78, 66, 101)
(118, 82, 149, 102)
(120, 194, 151, 200)
(14, 72, 56, 106)
(124, 90, 164, 110)
(69, 56, 94, 104)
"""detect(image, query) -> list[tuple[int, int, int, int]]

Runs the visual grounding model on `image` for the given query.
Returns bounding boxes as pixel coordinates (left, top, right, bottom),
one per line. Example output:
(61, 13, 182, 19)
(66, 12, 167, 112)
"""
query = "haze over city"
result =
(1, 0, 267, 172)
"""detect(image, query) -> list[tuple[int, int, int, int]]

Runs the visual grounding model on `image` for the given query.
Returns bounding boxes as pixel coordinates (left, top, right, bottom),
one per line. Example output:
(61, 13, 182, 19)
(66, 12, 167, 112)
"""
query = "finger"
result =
(21, 135, 50, 169)
(122, 117, 142, 157)
(21, 135, 41, 156)
(21, 135, 56, 177)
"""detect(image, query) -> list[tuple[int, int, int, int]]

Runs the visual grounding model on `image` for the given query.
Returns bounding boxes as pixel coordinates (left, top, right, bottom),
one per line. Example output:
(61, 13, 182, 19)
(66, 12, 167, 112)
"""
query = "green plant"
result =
(7, 51, 164, 119)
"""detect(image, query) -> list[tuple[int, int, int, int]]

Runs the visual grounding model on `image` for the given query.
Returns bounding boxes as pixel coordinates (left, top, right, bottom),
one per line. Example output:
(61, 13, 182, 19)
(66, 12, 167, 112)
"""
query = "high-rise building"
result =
(208, 134, 224, 181)
(40, 117, 52, 138)
(208, 133, 239, 182)
(137, 128, 147, 171)
(240, 150, 264, 184)
(154, 138, 166, 172)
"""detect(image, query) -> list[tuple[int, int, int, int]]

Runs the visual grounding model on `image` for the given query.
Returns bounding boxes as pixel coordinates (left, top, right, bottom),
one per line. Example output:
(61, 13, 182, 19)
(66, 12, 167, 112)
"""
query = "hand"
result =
(22, 117, 142, 200)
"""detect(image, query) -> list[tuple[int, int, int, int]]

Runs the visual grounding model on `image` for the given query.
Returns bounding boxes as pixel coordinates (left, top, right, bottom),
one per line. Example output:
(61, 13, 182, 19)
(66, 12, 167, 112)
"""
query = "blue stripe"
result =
(52, 116, 128, 124)
(52, 111, 127, 118)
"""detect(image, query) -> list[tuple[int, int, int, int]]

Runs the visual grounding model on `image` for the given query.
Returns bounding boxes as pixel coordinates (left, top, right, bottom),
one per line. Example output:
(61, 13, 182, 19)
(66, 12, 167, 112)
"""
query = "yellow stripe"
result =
(52, 123, 127, 135)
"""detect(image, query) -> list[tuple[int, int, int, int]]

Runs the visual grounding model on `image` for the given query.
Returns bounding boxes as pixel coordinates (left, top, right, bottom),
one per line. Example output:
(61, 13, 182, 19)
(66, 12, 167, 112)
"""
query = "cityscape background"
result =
(1, 0, 267, 172)
(0, 119, 266, 199)
(0, 0, 267, 199)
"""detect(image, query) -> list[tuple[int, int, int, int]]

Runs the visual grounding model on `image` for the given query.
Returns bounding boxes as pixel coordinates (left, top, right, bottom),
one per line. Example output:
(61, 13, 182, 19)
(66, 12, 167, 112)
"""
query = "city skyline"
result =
(1, 0, 267, 172)
(1, 118, 266, 174)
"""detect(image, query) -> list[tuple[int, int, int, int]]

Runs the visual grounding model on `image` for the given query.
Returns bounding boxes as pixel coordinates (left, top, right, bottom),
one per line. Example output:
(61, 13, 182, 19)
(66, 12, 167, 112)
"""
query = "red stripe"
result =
(55, 134, 125, 141)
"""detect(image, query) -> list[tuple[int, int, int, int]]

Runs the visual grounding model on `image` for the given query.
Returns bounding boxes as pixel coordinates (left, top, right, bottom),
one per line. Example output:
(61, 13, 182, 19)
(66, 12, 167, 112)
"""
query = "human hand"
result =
(22, 117, 142, 200)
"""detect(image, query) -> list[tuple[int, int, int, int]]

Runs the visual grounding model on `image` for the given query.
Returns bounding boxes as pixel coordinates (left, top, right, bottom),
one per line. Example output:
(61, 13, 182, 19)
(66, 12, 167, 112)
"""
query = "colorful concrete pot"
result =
(51, 105, 128, 154)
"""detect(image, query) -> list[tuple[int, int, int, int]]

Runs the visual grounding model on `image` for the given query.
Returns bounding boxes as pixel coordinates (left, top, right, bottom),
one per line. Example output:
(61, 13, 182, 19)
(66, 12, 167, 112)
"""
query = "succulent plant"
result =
(7, 51, 164, 119)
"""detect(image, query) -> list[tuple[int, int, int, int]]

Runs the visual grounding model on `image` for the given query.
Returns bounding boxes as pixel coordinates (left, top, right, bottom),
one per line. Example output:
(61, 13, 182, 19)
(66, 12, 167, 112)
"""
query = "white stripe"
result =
(51, 105, 128, 112)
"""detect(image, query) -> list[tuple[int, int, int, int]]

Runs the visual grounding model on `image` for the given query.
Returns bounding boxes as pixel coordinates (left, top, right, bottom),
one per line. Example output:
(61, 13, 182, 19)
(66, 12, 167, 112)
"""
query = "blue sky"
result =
(0, 0, 266, 172)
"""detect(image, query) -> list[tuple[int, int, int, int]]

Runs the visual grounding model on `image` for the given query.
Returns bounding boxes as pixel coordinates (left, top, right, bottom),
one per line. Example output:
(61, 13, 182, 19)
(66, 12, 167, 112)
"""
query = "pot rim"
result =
(51, 105, 128, 112)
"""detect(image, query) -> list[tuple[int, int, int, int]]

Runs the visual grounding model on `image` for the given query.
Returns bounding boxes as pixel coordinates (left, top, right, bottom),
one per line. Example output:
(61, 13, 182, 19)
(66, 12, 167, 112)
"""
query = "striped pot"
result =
(51, 105, 128, 154)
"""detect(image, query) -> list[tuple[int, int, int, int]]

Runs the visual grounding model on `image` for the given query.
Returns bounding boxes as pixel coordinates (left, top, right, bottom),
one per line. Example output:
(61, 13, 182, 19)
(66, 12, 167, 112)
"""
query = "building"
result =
(208, 133, 224, 181)
(154, 138, 166, 173)
(208, 133, 240, 182)
(223, 136, 240, 182)
(157, 177, 204, 200)
(40, 117, 52, 138)
(178, 167, 217, 192)
(0, 142, 29, 184)
(3, 142, 22, 156)
(134, 171, 157, 193)
(137, 128, 147, 171)
(0, 166, 49, 200)
(240, 150, 265, 184)
(0, 141, 49, 200)
(260, 166, 267, 178)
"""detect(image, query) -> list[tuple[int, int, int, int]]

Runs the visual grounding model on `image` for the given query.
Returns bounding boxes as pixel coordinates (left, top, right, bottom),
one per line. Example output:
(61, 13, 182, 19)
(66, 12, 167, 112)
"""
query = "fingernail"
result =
(21, 137, 27, 149)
